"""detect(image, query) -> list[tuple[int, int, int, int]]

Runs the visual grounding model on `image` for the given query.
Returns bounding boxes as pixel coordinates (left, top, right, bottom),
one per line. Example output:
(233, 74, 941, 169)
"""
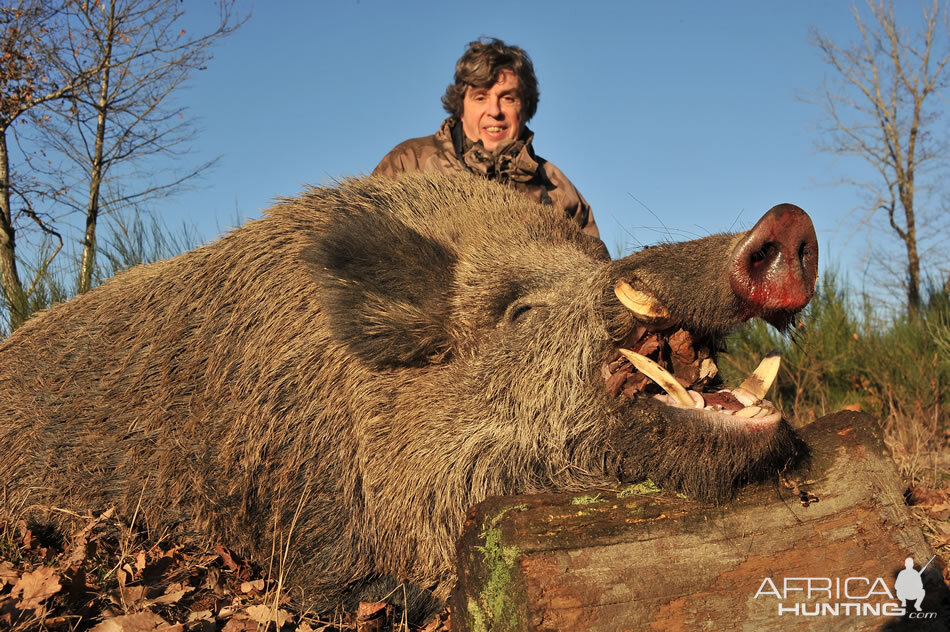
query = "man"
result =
(374, 38, 599, 239)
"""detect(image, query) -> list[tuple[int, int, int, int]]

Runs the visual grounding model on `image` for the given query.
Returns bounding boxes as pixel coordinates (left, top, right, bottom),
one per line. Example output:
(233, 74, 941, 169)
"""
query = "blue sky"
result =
(144, 1, 941, 294)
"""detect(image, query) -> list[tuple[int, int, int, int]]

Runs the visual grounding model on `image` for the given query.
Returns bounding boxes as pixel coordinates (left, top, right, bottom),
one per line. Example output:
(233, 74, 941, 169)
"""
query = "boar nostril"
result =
(749, 242, 777, 267)
(730, 204, 819, 317)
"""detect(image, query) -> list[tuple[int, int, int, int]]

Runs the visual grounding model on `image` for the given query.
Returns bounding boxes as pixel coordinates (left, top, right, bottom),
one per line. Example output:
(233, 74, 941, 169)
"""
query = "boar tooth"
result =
(699, 358, 718, 381)
(735, 406, 762, 418)
(618, 349, 695, 408)
(614, 281, 670, 321)
(731, 388, 764, 408)
(738, 350, 781, 400)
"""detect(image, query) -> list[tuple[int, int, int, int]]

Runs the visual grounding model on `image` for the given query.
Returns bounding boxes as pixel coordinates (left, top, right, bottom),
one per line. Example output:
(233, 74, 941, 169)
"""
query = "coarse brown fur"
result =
(0, 171, 807, 622)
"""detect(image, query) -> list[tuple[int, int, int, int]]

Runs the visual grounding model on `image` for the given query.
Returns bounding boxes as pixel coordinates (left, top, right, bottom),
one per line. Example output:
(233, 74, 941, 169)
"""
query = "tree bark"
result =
(0, 130, 27, 331)
(77, 0, 115, 295)
(453, 411, 949, 631)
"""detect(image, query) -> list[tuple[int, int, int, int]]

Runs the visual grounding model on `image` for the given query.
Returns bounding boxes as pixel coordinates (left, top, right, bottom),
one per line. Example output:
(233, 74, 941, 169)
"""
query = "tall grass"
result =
(721, 271, 949, 488)
(95, 208, 201, 285)
(0, 208, 200, 332)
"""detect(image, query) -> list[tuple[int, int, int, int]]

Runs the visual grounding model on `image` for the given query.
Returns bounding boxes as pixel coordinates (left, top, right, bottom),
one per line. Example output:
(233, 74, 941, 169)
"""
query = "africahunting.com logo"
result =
(753, 555, 938, 621)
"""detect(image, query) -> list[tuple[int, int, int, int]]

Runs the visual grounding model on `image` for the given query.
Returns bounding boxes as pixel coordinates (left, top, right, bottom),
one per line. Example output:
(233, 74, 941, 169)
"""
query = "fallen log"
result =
(452, 411, 950, 631)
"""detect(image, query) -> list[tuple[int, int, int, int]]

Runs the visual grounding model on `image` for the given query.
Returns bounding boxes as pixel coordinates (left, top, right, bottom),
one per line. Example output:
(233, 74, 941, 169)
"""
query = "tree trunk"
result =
(0, 130, 27, 331)
(77, 0, 115, 295)
(900, 191, 921, 316)
(452, 411, 949, 631)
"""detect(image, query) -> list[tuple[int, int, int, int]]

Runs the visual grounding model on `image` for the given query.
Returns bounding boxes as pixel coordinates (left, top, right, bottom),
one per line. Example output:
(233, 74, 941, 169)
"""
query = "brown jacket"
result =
(374, 118, 599, 238)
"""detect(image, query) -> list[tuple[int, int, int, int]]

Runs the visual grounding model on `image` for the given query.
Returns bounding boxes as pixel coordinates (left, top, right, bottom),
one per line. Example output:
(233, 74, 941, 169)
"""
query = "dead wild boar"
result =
(0, 171, 818, 619)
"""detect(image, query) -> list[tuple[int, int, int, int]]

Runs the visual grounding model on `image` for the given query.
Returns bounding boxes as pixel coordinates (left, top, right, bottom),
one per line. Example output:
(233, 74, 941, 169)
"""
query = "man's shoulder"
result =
(374, 120, 457, 176)
(384, 131, 442, 157)
(533, 154, 579, 191)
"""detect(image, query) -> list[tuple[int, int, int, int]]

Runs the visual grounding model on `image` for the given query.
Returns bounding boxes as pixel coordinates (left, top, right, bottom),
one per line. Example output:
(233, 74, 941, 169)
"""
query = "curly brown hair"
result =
(441, 38, 539, 122)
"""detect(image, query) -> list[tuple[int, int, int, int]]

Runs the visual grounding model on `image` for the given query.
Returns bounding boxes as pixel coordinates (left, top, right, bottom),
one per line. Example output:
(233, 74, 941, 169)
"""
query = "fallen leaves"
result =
(0, 510, 447, 631)
(11, 565, 62, 613)
(907, 484, 950, 554)
(603, 327, 717, 399)
(90, 611, 180, 632)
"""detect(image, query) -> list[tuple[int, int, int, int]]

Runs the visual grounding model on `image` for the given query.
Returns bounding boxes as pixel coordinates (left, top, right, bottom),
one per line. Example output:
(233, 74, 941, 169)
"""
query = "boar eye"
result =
(507, 303, 534, 323)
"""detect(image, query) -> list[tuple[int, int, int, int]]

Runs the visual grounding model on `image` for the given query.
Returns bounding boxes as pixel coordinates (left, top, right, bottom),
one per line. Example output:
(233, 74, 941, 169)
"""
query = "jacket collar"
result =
(441, 117, 540, 184)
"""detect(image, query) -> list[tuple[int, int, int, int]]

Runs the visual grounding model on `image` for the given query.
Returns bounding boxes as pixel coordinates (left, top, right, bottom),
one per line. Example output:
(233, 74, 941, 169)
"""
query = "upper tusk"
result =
(619, 348, 695, 408)
(614, 281, 670, 321)
(738, 350, 782, 400)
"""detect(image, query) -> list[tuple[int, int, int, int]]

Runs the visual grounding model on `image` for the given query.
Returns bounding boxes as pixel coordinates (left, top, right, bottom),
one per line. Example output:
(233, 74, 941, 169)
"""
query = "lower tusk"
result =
(619, 349, 695, 408)
(614, 281, 670, 321)
(735, 406, 762, 418)
(739, 350, 781, 400)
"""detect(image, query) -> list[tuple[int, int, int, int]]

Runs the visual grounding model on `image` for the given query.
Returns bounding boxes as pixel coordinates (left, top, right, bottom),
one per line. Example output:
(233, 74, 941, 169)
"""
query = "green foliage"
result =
(721, 271, 859, 421)
(722, 271, 948, 487)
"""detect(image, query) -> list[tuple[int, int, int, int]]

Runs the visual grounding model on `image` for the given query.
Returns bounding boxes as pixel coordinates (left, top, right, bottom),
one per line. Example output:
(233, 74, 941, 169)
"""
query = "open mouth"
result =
(603, 281, 783, 431)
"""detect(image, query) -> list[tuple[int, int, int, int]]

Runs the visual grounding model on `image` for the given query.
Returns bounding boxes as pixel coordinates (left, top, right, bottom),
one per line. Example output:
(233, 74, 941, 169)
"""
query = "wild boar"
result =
(0, 171, 817, 619)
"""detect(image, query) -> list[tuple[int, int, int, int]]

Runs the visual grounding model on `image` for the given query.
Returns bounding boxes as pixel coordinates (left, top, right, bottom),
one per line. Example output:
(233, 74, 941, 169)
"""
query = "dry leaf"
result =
(245, 604, 273, 624)
(668, 328, 695, 363)
(356, 601, 391, 632)
(214, 544, 253, 579)
(0, 561, 17, 588)
(14, 565, 62, 612)
(120, 584, 148, 607)
(134, 550, 147, 573)
(215, 544, 240, 572)
(90, 612, 169, 632)
(187, 610, 213, 622)
(147, 582, 192, 605)
(17, 521, 32, 549)
(217, 605, 238, 619)
(240, 578, 265, 593)
(66, 507, 115, 567)
(419, 609, 451, 632)
(117, 567, 129, 589)
(221, 617, 259, 632)
(245, 603, 292, 627)
(204, 566, 228, 596)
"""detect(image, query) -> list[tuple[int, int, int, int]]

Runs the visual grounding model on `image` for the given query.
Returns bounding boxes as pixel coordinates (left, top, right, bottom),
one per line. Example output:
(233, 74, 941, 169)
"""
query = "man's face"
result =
(460, 69, 525, 153)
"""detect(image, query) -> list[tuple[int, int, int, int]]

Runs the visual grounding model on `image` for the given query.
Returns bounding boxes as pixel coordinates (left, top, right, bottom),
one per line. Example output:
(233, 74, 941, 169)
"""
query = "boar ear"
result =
(306, 211, 457, 367)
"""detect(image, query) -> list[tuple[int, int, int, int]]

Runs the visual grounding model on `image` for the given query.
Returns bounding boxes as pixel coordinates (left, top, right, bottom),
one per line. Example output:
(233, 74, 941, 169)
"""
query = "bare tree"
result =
(0, 0, 104, 330)
(30, 0, 242, 295)
(809, 0, 950, 315)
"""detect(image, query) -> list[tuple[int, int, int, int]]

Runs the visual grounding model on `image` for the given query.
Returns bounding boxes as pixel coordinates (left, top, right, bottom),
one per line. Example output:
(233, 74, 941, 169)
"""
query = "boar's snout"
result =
(730, 203, 818, 328)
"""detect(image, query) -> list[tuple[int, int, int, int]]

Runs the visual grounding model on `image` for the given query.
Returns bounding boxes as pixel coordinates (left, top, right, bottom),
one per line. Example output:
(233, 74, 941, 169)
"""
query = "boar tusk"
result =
(735, 406, 762, 418)
(738, 350, 782, 400)
(618, 349, 695, 408)
(614, 281, 670, 321)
